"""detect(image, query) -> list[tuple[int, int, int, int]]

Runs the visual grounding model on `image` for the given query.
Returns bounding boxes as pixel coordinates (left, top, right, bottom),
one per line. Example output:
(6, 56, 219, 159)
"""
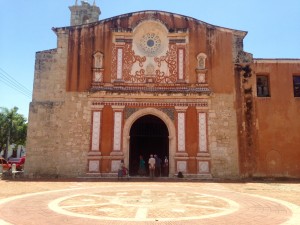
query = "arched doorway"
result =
(129, 115, 169, 176)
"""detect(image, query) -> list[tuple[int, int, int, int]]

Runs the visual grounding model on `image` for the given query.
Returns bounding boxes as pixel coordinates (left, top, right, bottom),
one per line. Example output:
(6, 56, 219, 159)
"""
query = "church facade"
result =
(26, 1, 300, 179)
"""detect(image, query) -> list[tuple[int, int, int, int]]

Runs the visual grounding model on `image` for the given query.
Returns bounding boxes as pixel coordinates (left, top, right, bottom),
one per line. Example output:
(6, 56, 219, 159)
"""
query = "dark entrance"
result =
(129, 115, 169, 176)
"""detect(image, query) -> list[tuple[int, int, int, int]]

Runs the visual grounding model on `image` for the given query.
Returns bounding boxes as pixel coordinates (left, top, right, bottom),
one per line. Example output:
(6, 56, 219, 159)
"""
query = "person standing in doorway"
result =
(163, 156, 169, 176)
(138, 155, 146, 176)
(154, 155, 162, 177)
(148, 154, 155, 179)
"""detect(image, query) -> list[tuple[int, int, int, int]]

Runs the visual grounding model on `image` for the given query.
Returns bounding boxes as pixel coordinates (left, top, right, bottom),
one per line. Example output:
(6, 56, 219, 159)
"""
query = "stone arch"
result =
(123, 108, 176, 176)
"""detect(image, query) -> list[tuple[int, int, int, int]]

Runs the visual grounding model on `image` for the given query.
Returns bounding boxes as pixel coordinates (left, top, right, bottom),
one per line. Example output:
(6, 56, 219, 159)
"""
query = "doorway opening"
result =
(129, 115, 169, 176)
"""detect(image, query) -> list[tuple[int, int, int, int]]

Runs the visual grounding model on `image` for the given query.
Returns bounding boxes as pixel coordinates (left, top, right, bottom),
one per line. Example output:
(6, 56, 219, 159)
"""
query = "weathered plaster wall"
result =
(64, 11, 246, 92)
(26, 10, 245, 178)
(252, 61, 300, 178)
(234, 64, 257, 178)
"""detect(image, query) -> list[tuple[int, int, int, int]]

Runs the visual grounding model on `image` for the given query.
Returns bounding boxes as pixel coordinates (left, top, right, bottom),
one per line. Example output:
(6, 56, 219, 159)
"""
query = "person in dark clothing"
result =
(154, 155, 162, 177)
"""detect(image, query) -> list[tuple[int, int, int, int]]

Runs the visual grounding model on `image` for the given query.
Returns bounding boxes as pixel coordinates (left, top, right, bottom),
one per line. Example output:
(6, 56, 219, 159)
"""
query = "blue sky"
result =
(0, 0, 299, 119)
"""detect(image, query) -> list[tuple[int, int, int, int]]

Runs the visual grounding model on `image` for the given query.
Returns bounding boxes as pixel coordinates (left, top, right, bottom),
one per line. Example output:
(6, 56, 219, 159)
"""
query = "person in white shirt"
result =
(148, 154, 155, 179)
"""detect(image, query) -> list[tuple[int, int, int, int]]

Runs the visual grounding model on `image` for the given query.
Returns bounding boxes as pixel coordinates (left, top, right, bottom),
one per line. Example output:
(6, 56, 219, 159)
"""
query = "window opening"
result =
(293, 76, 300, 97)
(256, 75, 270, 97)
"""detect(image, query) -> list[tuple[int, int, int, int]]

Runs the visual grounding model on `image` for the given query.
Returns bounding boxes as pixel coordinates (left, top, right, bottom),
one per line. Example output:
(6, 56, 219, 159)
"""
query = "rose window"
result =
(139, 33, 162, 56)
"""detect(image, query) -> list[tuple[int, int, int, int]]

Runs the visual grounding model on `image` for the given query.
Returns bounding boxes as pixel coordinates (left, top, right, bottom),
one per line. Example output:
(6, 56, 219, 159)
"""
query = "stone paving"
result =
(0, 178, 299, 225)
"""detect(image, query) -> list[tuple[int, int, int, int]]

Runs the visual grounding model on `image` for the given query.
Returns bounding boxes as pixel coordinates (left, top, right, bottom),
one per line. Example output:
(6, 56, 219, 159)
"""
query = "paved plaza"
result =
(0, 178, 299, 225)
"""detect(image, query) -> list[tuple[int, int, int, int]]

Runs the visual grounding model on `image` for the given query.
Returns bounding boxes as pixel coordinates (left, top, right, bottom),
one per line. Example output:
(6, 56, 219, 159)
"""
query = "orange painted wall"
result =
(101, 105, 114, 155)
(253, 62, 300, 177)
(65, 12, 237, 94)
(185, 107, 198, 173)
(210, 31, 235, 93)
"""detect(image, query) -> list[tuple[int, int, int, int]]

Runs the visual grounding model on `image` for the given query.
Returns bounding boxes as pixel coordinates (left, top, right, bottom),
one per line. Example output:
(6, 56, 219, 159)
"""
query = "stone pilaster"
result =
(196, 107, 211, 177)
(174, 106, 189, 173)
(116, 48, 124, 81)
(177, 48, 185, 81)
(87, 105, 103, 174)
(110, 105, 125, 157)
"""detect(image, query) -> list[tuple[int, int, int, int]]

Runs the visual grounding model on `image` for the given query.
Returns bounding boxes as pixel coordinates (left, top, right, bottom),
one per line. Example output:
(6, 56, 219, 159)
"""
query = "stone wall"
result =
(26, 30, 92, 177)
(209, 94, 240, 178)
(26, 93, 91, 178)
(32, 30, 69, 102)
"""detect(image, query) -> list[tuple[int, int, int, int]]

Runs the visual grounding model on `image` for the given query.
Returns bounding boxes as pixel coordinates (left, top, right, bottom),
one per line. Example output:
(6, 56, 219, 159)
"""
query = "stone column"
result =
(174, 106, 189, 174)
(110, 105, 125, 172)
(87, 105, 103, 175)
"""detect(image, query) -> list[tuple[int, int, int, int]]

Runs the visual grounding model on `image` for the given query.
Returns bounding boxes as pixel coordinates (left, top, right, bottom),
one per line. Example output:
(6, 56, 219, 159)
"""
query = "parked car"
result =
(8, 156, 25, 171)
(0, 157, 11, 172)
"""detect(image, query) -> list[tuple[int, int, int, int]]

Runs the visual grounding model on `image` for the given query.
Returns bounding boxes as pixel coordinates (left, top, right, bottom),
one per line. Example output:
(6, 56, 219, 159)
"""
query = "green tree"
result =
(0, 107, 27, 158)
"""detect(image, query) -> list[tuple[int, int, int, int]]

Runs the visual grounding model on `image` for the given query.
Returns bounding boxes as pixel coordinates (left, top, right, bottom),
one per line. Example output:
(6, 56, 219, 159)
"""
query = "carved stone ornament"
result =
(93, 69, 104, 82)
(198, 161, 210, 174)
(89, 160, 100, 172)
(93, 52, 104, 83)
(138, 33, 162, 56)
(197, 53, 207, 69)
(93, 52, 104, 68)
(177, 161, 187, 173)
(197, 73, 206, 83)
(196, 53, 208, 84)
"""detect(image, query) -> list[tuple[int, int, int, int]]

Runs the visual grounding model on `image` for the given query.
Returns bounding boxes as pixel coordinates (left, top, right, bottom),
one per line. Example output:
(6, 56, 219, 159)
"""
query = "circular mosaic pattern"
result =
(0, 183, 297, 225)
(49, 189, 239, 222)
(139, 33, 162, 56)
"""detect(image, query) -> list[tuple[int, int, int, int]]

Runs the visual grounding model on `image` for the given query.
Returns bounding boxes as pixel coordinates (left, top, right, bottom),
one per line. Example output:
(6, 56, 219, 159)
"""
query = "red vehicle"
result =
(0, 157, 12, 172)
(8, 156, 25, 171)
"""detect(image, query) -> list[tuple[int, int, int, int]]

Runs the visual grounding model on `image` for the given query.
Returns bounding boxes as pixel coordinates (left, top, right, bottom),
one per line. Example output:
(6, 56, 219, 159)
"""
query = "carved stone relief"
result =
(88, 160, 100, 172)
(111, 160, 121, 172)
(91, 111, 101, 151)
(93, 52, 103, 68)
(116, 48, 123, 80)
(178, 49, 185, 80)
(196, 53, 208, 84)
(198, 161, 210, 173)
(111, 20, 188, 84)
(177, 112, 186, 152)
(93, 52, 104, 83)
(138, 33, 162, 57)
(197, 53, 207, 69)
(125, 107, 174, 121)
(199, 112, 207, 152)
(177, 161, 187, 173)
(113, 111, 122, 151)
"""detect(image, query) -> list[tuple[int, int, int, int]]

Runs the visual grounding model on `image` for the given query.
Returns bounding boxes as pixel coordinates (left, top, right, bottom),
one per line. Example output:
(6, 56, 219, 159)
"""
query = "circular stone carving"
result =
(139, 33, 162, 56)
